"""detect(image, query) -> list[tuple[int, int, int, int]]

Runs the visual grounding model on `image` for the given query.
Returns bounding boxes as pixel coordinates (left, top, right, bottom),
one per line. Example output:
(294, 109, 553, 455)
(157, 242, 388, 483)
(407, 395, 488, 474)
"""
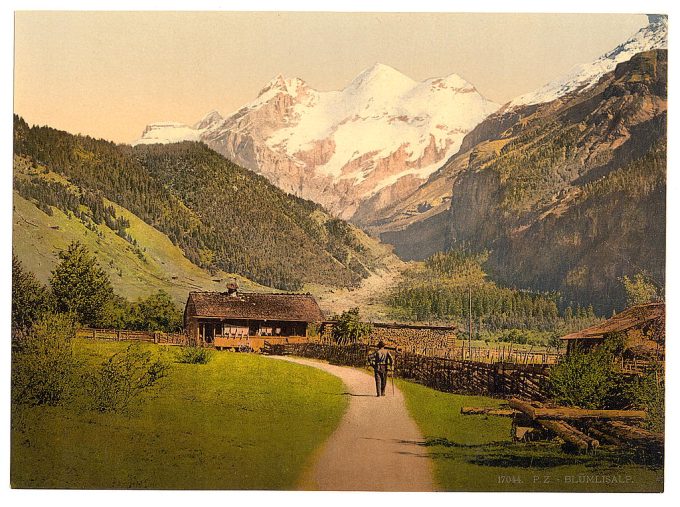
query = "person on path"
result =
(369, 341, 394, 397)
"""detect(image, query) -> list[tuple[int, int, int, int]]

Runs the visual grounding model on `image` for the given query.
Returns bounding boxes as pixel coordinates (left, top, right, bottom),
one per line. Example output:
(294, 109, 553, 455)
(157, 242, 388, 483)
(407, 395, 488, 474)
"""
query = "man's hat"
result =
(377, 340, 385, 348)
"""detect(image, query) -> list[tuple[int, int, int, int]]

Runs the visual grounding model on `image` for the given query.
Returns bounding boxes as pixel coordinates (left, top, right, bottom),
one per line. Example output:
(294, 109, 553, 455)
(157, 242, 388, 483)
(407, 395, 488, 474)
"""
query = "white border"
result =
(2, 2, 678, 507)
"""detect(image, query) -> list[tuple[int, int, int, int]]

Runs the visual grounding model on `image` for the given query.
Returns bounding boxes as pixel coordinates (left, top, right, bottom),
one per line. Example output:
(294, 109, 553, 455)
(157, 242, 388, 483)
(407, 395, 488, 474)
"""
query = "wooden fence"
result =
(76, 328, 188, 346)
(318, 321, 562, 364)
(265, 342, 551, 400)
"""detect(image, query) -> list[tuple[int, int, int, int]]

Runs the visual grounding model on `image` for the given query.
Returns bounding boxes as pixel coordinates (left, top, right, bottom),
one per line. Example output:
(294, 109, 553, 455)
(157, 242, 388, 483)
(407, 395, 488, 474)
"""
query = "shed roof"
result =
(560, 302, 664, 341)
(186, 291, 325, 322)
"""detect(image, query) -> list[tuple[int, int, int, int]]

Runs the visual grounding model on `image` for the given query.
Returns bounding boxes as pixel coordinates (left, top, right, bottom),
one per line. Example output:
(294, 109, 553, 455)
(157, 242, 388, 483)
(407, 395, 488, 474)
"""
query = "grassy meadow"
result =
(397, 380, 663, 492)
(11, 340, 348, 489)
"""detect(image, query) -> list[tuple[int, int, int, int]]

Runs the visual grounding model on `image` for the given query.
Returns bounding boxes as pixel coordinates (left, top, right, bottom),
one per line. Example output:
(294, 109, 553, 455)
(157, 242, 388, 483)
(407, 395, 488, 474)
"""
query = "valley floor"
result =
(11, 341, 347, 489)
(11, 341, 663, 492)
(397, 380, 664, 492)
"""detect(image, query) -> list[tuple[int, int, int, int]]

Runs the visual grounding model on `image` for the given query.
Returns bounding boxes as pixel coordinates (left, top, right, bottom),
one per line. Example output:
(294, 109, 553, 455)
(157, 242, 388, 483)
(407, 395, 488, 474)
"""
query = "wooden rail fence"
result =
(76, 328, 188, 346)
(318, 323, 562, 364)
(264, 342, 552, 399)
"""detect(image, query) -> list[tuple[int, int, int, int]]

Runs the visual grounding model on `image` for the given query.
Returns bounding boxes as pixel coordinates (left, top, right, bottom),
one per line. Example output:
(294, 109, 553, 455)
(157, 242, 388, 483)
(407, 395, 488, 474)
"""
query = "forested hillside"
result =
(387, 250, 599, 342)
(447, 50, 666, 313)
(373, 50, 666, 314)
(13, 116, 389, 291)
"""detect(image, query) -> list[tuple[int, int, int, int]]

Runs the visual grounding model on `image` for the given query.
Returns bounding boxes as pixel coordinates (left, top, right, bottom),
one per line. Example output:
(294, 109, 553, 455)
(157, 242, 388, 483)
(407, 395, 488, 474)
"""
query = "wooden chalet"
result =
(560, 302, 665, 361)
(184, 285, 324, 351)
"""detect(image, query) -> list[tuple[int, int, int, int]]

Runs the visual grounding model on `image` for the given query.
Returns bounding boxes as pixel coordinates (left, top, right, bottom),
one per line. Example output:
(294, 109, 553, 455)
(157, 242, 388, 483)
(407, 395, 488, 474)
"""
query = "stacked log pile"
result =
(461, 397, 661, 454)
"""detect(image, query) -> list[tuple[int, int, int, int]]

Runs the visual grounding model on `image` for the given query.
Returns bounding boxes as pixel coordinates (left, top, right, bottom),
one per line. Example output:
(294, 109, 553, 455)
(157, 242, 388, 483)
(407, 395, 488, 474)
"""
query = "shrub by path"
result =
(273, 356, 435, 491)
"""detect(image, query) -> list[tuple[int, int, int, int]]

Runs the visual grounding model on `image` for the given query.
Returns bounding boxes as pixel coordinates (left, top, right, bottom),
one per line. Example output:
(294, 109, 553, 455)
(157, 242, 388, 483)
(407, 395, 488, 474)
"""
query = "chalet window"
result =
(223, 325, 249, 337)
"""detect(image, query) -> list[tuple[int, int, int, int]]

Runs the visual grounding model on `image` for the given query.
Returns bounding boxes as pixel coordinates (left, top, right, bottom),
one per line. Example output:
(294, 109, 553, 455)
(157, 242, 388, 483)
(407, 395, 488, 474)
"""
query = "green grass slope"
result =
(14, 116, 393, 291)
(397, 380, 663, 492)
(11, 340, 348, 489)
(13, 191, 266, 306)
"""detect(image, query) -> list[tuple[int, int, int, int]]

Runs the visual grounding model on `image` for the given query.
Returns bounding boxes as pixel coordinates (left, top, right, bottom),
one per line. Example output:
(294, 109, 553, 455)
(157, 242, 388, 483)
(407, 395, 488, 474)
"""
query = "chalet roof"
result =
(186, 291, 325, 322)
(560, 302, 665, 341)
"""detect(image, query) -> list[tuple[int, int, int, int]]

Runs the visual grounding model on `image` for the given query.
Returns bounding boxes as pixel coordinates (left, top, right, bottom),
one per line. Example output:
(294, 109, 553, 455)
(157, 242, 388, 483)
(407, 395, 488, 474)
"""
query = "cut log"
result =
(508, 398, 540, 419)
(536, 408, 646, 421)
(460, 407, 518, 417)
(537, 419, 600, 451)
(587, 427, 623, 447)
(508, 398, 646, 421)
(599, 421, 664, 446)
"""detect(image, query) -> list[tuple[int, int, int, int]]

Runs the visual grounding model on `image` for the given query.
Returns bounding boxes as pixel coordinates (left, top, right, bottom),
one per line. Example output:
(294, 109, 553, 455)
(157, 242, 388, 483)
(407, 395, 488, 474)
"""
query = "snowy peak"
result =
(350, 63, 414, 85)
(346, 63, 416, 96)
(133, 64, 500, 220)
(427, 73, 477, 93)
(509, 16, 667, 108)
(194, 110, 223, 130)
(257, 74, 310, 99)
(135, 122, 202, 145)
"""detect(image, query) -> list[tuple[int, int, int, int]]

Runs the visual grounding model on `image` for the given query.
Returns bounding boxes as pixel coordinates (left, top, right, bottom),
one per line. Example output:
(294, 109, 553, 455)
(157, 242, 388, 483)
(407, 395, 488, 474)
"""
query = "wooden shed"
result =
(184, 287, 324, 351)
(560, 302, 665, 361)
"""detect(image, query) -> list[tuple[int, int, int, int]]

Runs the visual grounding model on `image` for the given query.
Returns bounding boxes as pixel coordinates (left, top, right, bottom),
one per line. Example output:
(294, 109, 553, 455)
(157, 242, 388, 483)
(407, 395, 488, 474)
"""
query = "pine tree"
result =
(12, 253, 52, 331)
(49, 241, 113, 326)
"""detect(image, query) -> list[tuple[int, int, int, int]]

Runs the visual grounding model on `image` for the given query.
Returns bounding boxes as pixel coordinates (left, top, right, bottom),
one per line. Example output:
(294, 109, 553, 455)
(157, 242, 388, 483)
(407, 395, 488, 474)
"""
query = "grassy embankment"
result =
(11, 340, 347, 489)
(13, 189, 267, 306)
(397, 380, 663, 492)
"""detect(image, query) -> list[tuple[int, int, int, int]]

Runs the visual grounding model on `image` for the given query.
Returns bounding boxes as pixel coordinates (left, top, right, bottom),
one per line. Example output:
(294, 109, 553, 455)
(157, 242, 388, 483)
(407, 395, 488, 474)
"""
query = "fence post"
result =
(117, 329, 121, 341)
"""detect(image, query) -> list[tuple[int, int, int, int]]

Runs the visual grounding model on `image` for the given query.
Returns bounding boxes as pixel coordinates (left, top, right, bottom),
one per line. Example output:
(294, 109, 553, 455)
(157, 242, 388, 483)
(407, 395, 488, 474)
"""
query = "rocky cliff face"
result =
(134, 64, 498, 220)
(446, 50, 667, 313)
(366, 16, 667, 258)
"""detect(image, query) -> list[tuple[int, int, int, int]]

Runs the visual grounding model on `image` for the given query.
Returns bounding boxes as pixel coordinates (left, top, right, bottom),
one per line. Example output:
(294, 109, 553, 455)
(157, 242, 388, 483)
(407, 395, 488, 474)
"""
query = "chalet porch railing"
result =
(76, 328, 188, 346)
(76, 328, 304, 350)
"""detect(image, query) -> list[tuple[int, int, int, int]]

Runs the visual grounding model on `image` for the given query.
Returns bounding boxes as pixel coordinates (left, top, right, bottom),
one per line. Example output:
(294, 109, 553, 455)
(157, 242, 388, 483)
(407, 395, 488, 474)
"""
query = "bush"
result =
(547, 346, 619, 409)
(175, 346, 213, 365)
(99, 291, 184, 333)
(12, 313, 77, 407)
(332, 308, 372, 345)
(134, 290, 183, 332)
(623, 365, 664, 433)
(84, 343, 170, 413)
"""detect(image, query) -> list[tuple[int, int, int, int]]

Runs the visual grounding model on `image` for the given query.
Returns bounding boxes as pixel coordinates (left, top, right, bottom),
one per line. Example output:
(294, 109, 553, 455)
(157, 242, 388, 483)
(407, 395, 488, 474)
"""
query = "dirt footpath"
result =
(273, 356, 435, 491)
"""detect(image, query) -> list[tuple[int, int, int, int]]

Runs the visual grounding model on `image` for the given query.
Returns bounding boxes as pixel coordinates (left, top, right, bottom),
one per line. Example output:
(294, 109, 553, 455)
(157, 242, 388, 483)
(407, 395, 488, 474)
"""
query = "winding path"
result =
(273, 356, 435, 491)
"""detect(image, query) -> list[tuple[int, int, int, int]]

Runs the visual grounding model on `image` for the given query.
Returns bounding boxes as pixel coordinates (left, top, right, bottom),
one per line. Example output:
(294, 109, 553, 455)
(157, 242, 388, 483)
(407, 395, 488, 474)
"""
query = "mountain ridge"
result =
(366, 17, 667, 244)
(14, 116, 395, 293)
(134, 63, 499, 221)
(375, 49, 666, 313)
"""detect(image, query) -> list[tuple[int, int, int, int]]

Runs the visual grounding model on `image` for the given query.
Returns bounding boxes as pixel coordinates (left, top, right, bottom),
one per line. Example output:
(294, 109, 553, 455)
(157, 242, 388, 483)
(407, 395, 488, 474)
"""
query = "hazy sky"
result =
(14, 11, 648, 144)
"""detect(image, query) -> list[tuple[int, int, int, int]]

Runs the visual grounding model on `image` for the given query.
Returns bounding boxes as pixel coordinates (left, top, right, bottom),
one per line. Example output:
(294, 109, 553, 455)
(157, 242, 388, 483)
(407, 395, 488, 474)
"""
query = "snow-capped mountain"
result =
(362, 15, 668, 259)
(509, 14, 667, 108)
(134, 63, 498, 219)
(135, 122, 204, 144)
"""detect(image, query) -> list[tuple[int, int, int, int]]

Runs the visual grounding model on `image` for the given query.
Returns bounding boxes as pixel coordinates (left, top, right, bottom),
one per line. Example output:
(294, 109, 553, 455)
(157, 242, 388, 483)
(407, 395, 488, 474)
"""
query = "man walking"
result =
(369, 341, 394, 397)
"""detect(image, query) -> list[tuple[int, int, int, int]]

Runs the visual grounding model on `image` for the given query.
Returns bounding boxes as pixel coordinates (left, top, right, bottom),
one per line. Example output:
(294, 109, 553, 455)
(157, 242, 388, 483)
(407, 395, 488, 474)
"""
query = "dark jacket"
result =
(369, 348, 394, 370)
